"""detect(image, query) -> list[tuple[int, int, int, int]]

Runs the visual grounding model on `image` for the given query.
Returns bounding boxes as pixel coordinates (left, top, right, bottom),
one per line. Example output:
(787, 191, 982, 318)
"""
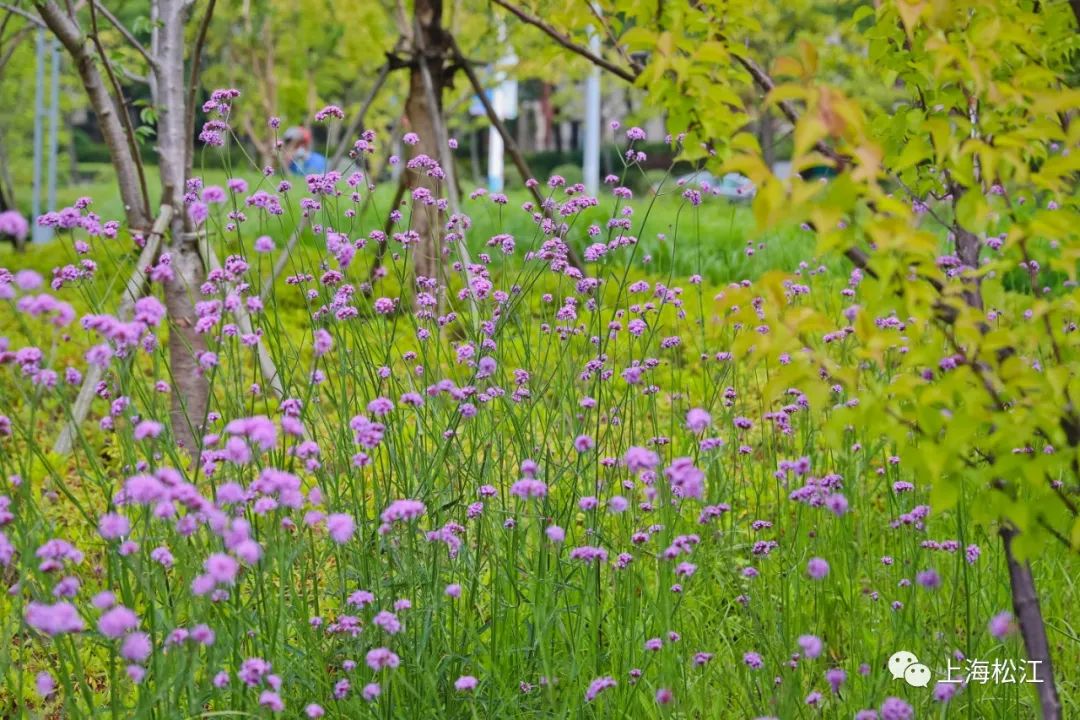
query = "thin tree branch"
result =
(184, 0, 217, 175)
(93, 1, 154, 66)
(199, 239, 285, 399)
(261, 59, 396, 295)
(0, 24, 32, 72)
(329, 60, 392, 169)
(265, 108, 406, 306)
(365, 174, 409, 293)
(842, 247, 878, 279)
(587, 1, 641, 74)
(259, 217, 310, 301)
(1036, 517, 1074, 550)
(448, 33, 585, 271)
(35, 0, 151, 229)
(491, 0, 637, 83)
(0, 2, 46, 27)
(118, 66, 149, 85)
(729, 53, 849, 169)
(87, 0, 151, 222)
(494, 0, 846, 170)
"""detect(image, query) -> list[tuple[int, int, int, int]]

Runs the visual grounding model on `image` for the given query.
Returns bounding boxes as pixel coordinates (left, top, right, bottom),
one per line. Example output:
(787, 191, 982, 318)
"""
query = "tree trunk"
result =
(154, 0, 208, 459)
(39, 0, 209, 459)
(404, 0, 448, 289)
(1001, 526, 1062, 720)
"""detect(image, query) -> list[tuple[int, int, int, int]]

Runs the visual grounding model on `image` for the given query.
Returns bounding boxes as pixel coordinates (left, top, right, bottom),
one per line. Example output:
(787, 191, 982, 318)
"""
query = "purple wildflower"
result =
(880, 697, 913, 720)
(326, 513, 356, 543)
(584, 676, 616, 702)
(807, 557, 829, 580)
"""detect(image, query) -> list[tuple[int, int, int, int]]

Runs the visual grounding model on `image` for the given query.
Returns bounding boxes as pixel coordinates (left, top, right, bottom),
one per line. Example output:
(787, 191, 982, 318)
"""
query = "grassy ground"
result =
(0, 161, 1075, 719)
(33, 162, 822, 285)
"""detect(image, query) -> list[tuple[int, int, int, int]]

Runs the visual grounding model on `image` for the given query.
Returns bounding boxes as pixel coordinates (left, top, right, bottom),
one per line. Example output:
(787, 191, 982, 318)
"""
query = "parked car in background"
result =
(667, 170, 757, 200)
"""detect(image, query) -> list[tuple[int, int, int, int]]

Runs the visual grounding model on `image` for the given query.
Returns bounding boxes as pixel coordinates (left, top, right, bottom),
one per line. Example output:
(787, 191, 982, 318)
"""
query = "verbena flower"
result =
(98, 605, 138, 638)
(25, 602, 85, 636)
(807, 557, 829, 580)
(326, 513, 356, 543)
(584, 676, 616, 702)
(365, 647, 399, 671)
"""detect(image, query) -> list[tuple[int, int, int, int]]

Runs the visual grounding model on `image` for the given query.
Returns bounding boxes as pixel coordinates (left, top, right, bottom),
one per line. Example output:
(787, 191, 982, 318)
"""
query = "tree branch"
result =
(53, 206, 173, 454)
(0, 2, 46, 27)
(259, 217, 310, 301)
(587, 2, 642, 74)
(491, 0, 637, 83)
(35, 0, 151, 229)
(493, 0, 846, 171)
(364, 174, 408, 294)
(199, 240, 285, 399)
(258, 62, 396, 302)
(118, 66, 149, 85)
(449, 33, 584, 270)
(329, 60, 392, 169)
(1000, 525, 1063, 720)
(88, 0, 151, 221)
(184, 0, 216, 175)
(729, 52, 849, 169)
(0, 24, 33, 73)
(92, 1, 154, 66)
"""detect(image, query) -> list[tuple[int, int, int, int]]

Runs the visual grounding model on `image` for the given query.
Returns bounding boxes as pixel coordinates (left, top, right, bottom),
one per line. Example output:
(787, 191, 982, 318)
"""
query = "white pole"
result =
(31, 28, 46, 242)
(487, 91, 505, 192)
(583, 20, 601, 196)
(487, 23, 515, 193)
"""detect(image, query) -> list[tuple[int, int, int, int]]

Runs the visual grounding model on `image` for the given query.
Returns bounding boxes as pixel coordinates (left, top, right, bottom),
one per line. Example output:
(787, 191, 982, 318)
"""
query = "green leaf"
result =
(930, 477, 960, 513)
(955, 191, 989, 234)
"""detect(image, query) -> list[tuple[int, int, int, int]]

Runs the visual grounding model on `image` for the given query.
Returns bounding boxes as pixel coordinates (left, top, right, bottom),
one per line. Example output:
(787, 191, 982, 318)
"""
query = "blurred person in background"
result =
(282, 126, 327, 175)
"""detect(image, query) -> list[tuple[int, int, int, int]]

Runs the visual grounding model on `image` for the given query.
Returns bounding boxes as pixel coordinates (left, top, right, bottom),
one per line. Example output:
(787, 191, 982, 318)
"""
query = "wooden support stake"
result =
(53, 205, 173, 455)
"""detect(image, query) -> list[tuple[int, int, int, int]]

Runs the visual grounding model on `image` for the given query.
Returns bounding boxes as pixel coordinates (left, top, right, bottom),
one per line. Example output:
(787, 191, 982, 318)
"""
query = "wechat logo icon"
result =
(889, 650, 932, 688)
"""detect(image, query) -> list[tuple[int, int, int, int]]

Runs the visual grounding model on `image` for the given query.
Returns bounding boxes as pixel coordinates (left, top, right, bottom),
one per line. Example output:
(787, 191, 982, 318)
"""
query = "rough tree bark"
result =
(404, 0, 448, 289)
(154, 0, 208, 458)
(1001, 526, 1063, 720)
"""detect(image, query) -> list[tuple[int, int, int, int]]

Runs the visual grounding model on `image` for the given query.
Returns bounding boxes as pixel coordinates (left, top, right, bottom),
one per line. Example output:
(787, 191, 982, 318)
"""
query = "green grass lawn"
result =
(3, 157, 1070, 720)
(27, 161, 823, 286)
